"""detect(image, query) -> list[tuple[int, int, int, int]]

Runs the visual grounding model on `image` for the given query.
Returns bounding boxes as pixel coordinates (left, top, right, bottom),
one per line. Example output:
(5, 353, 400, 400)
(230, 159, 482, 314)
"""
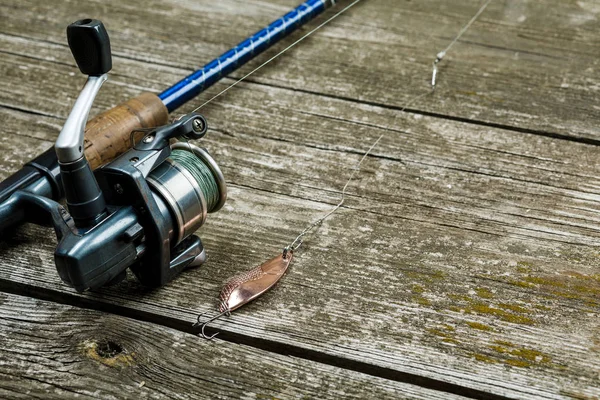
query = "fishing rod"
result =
(0, 0, 340, 292)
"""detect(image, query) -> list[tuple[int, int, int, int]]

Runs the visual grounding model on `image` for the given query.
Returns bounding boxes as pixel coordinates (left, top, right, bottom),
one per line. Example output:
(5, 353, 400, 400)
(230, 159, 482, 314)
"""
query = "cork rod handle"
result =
(84, 92, 169, 169)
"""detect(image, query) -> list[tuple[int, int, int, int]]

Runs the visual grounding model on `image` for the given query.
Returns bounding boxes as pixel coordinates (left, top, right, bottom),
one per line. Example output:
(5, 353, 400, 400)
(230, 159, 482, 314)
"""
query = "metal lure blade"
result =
(219, 252, 293, 313)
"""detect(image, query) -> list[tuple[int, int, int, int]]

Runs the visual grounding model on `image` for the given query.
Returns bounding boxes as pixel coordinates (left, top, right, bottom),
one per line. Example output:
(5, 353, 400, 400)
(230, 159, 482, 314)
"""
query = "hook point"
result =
(193, 309, 230, 340)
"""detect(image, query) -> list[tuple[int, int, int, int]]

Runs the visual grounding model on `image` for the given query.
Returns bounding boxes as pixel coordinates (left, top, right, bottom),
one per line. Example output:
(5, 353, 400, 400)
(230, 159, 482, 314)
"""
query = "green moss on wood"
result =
(412, 284, 425, 294)
(466, 321, 495, 332)
(497, 303, 529, 313)
(508, 279, 535, 288)
(468, 303, 534, 325)
(488, 340, 552, 368)
(449, 294, 471, 302)
(475, 287, 494, 299)
(473, 353, 497, 363)
(442, 324, 456, 332)
(505, 359, 532, 368)
(427, 326, 458, 344)
(413, 295, 432, 306)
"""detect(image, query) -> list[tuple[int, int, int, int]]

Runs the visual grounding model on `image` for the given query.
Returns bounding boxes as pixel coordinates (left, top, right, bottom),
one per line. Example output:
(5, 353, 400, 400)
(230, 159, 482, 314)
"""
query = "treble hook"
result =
(193, 309, 230, 340)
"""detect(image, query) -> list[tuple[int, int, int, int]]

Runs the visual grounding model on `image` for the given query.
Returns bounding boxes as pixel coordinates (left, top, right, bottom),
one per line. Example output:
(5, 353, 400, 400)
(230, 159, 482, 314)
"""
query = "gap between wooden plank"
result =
(246, 80, 600, 147)
(1, 291, 470, 399)
(0, 279, 515, 400)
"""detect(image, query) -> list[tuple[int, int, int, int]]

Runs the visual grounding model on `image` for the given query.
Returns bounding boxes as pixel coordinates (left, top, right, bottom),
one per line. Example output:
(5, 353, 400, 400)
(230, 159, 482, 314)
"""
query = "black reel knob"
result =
(185, 115, 208, 140)
(67, 19, 112, 76)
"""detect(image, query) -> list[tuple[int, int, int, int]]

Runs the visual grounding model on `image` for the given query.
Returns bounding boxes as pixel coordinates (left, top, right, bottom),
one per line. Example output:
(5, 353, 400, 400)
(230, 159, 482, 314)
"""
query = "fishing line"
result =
(180, 1, 363, 216)
(191, 0, 361, 112)
(432, 0, 492, 89)
(283, 92, 430, 254)
(285, 0, 492, 253)
(194, 0, 494, 339)
(170, 149, 221, 212)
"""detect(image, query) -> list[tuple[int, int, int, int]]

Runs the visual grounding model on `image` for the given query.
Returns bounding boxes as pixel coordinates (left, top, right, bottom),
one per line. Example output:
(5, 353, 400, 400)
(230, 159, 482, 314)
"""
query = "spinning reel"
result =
(0, 20, 226, 291)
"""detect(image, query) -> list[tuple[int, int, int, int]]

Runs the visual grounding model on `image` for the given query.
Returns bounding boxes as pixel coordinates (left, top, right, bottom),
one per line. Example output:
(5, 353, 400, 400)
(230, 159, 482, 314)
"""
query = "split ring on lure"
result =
(194, 252, 293, 340)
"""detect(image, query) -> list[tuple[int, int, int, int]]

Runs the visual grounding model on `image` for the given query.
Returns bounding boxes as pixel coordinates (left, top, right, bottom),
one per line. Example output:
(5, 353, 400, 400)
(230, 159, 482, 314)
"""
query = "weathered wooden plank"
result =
(0, 0, 599, 141)
(1, 96, 600, 400)
(0, 292, 465, 400)
(1, 0, 600, 399)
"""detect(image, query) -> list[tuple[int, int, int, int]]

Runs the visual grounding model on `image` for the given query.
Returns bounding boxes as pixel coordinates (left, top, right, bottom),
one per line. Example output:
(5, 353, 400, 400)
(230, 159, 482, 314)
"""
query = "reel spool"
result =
(148, 143, 226, 245)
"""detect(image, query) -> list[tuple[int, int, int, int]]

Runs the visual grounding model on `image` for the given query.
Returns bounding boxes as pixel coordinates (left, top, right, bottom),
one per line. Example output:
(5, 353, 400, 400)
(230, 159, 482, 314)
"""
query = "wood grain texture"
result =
(0, 0, 599, 399)
(0, 292, 464, 400)
(1, 101, 600, 399)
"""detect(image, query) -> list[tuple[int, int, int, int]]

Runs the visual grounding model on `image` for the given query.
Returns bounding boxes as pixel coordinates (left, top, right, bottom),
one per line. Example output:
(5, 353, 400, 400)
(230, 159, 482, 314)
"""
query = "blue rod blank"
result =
(159, 0, 333, 112)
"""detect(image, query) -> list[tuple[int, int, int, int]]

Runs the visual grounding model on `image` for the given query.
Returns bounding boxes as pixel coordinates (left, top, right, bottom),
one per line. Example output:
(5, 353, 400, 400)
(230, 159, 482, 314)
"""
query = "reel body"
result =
(1, 114, 226, 292)
(0, 19, 226, 292)
(55, 113, 226, 291)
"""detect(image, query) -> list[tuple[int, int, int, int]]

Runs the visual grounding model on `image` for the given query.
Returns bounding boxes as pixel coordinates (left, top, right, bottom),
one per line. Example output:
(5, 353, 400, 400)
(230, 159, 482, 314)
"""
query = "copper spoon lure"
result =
(194, 251, 293, 339)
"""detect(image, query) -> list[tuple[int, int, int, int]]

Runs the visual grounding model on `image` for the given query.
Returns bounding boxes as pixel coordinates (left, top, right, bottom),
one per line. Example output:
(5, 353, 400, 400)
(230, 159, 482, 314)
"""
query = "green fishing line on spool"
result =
(170, 149, 220, 212)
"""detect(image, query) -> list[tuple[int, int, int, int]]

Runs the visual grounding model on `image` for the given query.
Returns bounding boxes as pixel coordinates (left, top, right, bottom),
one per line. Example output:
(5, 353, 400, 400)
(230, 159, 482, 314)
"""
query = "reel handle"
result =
(56, 18, 115, 227)
(67, 19, 112, 76)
